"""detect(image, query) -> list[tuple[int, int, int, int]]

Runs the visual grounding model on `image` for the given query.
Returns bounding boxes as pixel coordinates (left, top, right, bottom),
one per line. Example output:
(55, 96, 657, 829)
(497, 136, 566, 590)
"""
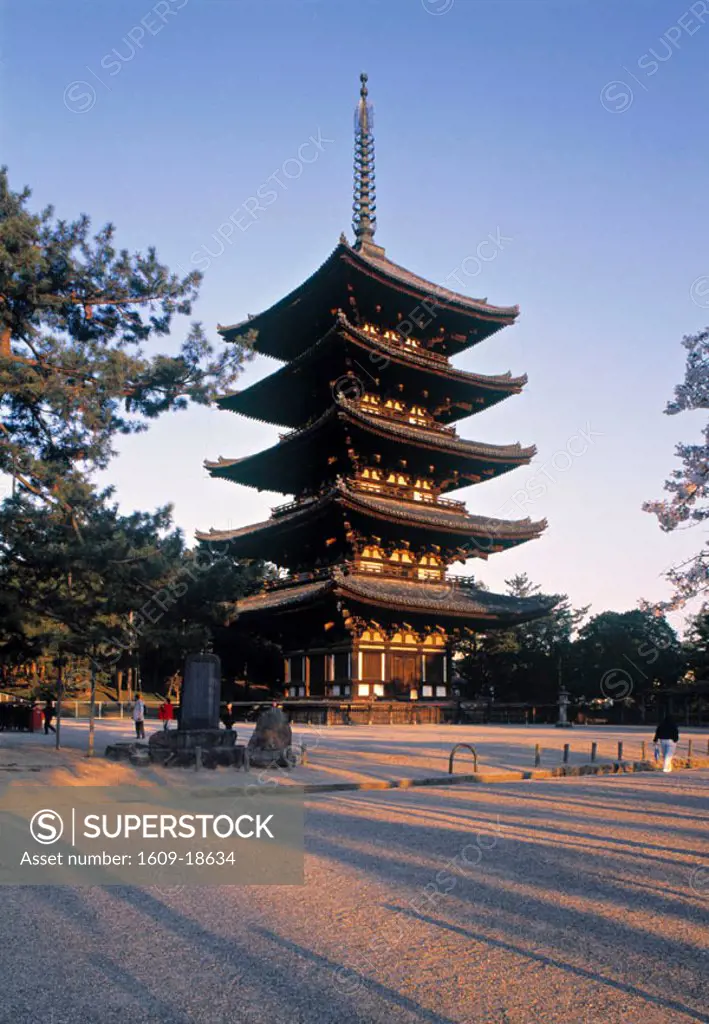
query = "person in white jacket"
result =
(132, 694, 146, 739)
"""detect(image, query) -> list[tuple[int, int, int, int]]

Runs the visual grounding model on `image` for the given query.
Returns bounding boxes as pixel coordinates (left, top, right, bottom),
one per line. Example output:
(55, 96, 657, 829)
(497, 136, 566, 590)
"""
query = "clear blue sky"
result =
(2, 0, 708, 623)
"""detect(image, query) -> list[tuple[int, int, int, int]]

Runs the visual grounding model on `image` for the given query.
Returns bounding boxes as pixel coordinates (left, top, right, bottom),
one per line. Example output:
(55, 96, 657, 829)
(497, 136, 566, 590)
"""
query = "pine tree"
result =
(0, 168, 260, 695)
(0, 167, 253, 516)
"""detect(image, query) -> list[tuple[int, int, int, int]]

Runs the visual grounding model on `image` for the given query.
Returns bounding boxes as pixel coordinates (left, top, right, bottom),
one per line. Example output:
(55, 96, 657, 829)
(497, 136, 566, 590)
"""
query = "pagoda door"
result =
(389, 653, 418, 698)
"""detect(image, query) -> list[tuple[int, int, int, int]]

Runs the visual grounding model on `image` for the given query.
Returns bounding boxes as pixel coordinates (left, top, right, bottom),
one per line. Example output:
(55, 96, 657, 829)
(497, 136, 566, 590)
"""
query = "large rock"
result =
(247, 706, 293, 768)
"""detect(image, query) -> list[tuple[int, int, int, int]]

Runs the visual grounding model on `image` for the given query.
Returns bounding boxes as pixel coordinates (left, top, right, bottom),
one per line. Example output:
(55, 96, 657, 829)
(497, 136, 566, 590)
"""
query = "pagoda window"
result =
(358, 683, 370, 696)
(422, 685, 433, 698)
(362, 393, 381, 409)
(372, 683, 385, 697)
(389, 549, 413, 565)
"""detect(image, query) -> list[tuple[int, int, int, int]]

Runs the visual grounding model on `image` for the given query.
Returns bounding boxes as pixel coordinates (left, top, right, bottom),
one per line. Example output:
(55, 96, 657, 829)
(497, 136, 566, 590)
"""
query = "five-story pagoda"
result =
(198, 74, 555, 701)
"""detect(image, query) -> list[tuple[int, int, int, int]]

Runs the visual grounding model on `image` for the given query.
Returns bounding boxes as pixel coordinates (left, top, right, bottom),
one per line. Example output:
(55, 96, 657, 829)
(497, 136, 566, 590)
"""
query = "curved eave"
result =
(342, 490, 547, 546)
(204, 402, 535, 494)
(217, 243, 343, 350)
(215, 315, 527, 428)
(234, 573, 557, 627)
(335, 577, 557, 624)
(340, 401, 535, 464)
(196, 486, 547, 560)
(343, 243, 518, 324)
(217, 240, 519, 361)
(236, 579, 332, 615)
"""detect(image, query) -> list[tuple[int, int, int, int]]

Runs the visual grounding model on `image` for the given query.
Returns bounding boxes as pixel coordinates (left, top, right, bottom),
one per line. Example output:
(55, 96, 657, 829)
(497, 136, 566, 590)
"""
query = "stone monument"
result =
(149, 653, 239, 766)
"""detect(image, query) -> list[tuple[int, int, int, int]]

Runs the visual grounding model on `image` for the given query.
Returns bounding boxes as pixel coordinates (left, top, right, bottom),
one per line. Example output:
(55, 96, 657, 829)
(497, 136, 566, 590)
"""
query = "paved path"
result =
(2, 770, 708, 1024)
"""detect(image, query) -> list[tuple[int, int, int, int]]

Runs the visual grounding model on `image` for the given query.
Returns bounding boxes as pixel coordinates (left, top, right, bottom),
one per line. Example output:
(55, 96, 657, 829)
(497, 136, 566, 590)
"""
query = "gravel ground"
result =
(1, 769, 708, 1024)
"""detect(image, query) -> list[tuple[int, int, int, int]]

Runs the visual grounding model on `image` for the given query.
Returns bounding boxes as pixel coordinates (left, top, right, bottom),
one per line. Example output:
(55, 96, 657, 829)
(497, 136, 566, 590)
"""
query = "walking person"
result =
(132, 693, 146, 740)
(654, 714, 679, 773)
(43, 699, 56, 735)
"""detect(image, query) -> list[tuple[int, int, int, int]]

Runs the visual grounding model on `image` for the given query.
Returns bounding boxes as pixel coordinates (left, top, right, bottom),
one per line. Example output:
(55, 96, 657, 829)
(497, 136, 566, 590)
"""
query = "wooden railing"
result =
(352, 399, 457, 436)
(351, 480, 467, 513)
(358, 323, 450, 366)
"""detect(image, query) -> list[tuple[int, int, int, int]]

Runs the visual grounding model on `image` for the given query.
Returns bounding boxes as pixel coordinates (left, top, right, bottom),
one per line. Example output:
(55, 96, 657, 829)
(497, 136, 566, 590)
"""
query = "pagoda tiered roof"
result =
(234, 567, 556, 630)
(218, 237, 519, 363)
(196, 481, 546, 566)
(205, 397, 535, 495)
(199, 73, 556, 667)
(217, 313, 527, 429)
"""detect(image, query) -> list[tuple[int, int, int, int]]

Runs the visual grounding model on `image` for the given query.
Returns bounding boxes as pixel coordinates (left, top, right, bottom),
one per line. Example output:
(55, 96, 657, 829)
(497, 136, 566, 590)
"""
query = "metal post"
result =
(641, 741, 646, 761)
(534, 743, 541, 768)
(688, 738, 693, 765)
(591, 742, 597, 763)
(55, 657, 64, 750)
(87, 661, 97, 758)
(563, 743, 570, 764)
(617, 741, 623, 762)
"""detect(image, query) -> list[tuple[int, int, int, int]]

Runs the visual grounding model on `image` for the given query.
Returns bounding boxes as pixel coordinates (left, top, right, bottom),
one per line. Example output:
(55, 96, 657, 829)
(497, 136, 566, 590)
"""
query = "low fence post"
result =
(641, 740, 646, 761)
(534, 743, 541, 768)
(591, 742, 597, 763)
(563, 743, 570, 764)
(120, 702, 124, 719)
(687, 738, 693, 765)
(617, 741, 623, 762)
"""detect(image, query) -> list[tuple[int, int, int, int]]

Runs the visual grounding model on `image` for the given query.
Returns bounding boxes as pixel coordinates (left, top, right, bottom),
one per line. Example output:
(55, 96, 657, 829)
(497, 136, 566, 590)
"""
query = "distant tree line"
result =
(455, 573, 706, 713)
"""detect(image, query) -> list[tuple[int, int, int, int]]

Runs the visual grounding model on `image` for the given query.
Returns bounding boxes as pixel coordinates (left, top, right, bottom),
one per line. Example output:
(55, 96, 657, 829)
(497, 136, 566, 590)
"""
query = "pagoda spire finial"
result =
(352, 72, 381, 254)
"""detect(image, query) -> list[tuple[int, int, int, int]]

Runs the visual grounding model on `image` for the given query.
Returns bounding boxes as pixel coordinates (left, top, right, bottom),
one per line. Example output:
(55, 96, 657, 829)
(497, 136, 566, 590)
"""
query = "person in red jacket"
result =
(158, 697, 175, 731)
